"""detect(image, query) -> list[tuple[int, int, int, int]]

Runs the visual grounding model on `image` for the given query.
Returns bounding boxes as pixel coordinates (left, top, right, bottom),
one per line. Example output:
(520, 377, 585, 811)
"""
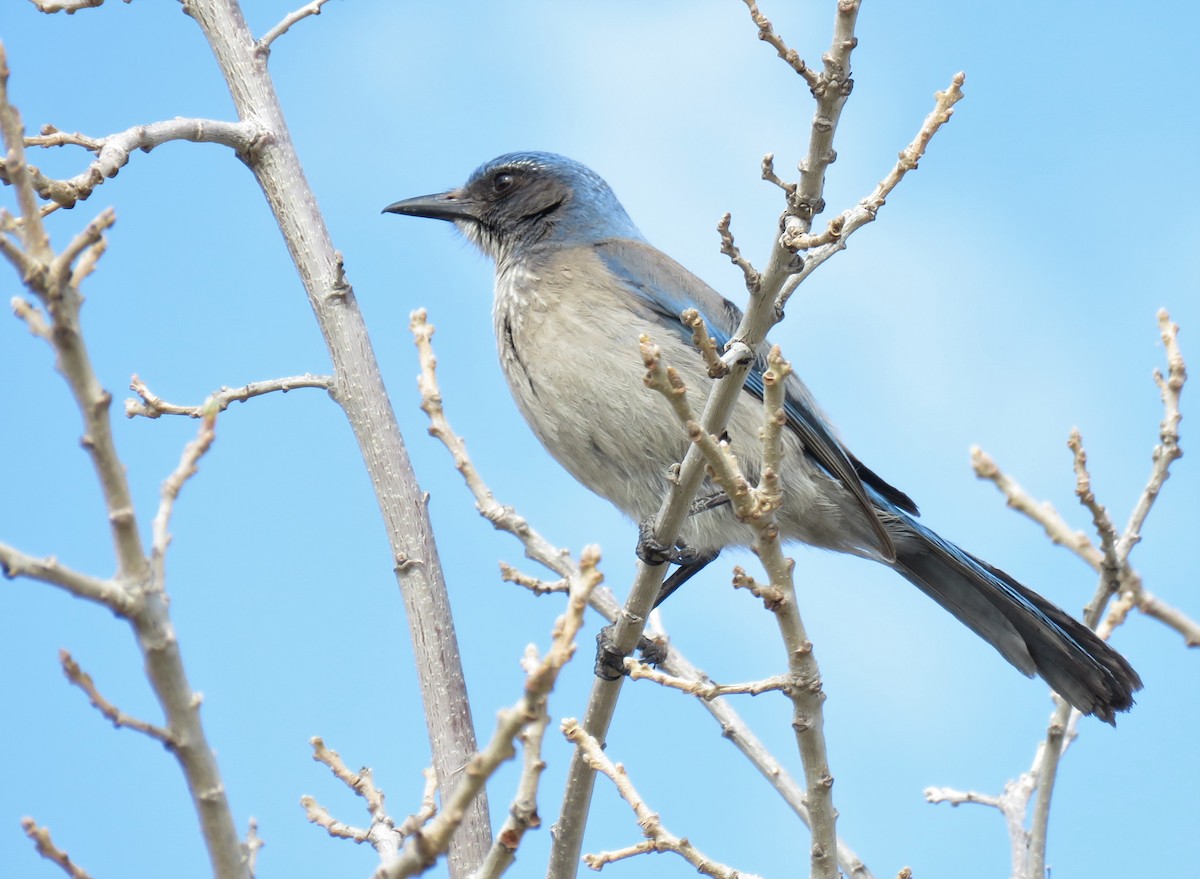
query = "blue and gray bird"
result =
(384, 151, 1140, 722)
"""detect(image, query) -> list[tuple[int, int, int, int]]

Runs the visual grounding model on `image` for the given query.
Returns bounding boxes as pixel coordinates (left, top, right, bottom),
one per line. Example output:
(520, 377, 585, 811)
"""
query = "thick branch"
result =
(175, 5, 491, 873)
(372, 553, 601, 879)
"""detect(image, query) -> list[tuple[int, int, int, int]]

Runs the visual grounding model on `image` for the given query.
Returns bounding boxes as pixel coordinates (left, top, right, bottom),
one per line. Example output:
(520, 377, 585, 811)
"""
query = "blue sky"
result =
(2, 3, 1197, 879)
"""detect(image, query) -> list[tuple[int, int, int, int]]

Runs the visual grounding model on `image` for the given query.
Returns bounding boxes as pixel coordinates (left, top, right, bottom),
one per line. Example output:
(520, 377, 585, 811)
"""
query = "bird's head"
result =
(383, 152, 642, 263)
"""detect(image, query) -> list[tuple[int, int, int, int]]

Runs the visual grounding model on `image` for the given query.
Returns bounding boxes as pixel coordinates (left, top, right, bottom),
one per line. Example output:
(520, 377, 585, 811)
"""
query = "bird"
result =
(383, 151, 1141, 723)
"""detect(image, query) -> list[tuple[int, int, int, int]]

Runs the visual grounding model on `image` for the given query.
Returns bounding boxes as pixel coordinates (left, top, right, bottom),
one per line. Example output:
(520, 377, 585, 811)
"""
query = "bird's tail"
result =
(889, 514, 1141, 724)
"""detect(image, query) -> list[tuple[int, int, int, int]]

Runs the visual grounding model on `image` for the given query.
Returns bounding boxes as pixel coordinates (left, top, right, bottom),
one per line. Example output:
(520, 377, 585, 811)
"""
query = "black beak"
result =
(382, 189, 479, 222)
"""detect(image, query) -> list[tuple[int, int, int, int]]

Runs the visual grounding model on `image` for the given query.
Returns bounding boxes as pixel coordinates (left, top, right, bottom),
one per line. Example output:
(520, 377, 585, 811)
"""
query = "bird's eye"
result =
(493, 172, 514, 193)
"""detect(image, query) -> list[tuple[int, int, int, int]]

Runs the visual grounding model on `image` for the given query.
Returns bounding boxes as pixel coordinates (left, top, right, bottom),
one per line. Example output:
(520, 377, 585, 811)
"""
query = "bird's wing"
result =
(594, 238, 909, 560)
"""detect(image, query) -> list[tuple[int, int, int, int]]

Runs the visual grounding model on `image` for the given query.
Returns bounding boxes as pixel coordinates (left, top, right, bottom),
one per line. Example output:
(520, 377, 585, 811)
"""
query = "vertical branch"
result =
(174, 4, 491, 874)
(547, 8, 865, 875)
(1, 45, 246, 879)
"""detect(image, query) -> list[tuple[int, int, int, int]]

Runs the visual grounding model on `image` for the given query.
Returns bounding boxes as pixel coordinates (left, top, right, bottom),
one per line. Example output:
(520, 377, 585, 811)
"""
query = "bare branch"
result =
(565, 719, 761, 879)
(1136, 591, 1200, 647)
(760, 152, 796, 195)
(716, 212, 761, 294)
(244, 819, 263, 879)
(256, 0, 333, 55)
(412, 309, 580, 578)
(301, 738, 415, 859)
(1119, 309, 1186, 558)
(0, 542, 132, 611)
(413, 309, 872, 879)
(60, 649, 175, 746)
(778, 72, 965, 309)
(11, 295, 52, 339)
(8, 119, 262, 208)
(626, 659, 792, 699)
(740, 0, 818, 86)
(971, 446, 1103, 567)
(2, 46, 248, 877)
(938, 311, 1190, 879)
(20, 819, 92, 879)
(301, 795, 372, 845)
(396, 769, 440, 843)
(732, 565, 786, 609)
(1067, 430, 1123, 614)
(471, 685, 550, 879)
(127, 373, 332, 419)
(373, 551, 602, 879)
(642, 338, 838, 879)
(681, 308, 729, 378)
(499, 562, 570, 595)
(151, 411, 218, 569)
(0, 43, 51, 262)
(548, 5, 872, 866)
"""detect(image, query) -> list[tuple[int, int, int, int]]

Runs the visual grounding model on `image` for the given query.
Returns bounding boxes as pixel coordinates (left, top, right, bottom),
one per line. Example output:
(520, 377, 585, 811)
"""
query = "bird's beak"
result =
(382, 189, 479, 222)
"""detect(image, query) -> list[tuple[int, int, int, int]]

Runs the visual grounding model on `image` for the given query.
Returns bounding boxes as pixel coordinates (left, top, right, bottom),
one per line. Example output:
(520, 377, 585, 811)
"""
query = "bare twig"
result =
(256, 0, 333, 55)
(642, 339, 838, 879)
(717, 213, 761, 294)
(11, 295, 52, 339)
(471, 663, 551, 879)
(151, 411, 217, 570)
(564, 720, 761, 879)
(681, 308, 729, 378)
(626, 659, 792, 699)
(412, 310, 873, 879)
(373, 551, 602, 879)
(0, 542, 132, 610)
(301, 740, 430, 860)
(60, 650, 176, 746)
(971, 446, 1104, 567)
(244, 819, 264, 879)
(499, 562, 570, 595)
(548, 8, 870, 872)
(760, 154, 797, 195)
(7, 119, 262, 208)
(936, 311, 1190, 879)
(126, 373, 333, 419)
(20, 819, 92, 879)
(741, 0, 818, 86)
(1119, 309, 1186, 559)
(777, 72, 965, 310)
(1068, 430, 1122, 613)
(1, 44, 246, 879)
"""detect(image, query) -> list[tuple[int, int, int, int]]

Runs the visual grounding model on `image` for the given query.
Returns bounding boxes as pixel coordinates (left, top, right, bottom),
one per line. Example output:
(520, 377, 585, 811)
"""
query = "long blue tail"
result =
(889, 511, 1141, 724)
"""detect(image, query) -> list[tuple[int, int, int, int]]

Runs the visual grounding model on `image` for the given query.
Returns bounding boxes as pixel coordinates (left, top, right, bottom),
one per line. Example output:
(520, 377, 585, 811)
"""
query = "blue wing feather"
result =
(594, 238, 912, 557)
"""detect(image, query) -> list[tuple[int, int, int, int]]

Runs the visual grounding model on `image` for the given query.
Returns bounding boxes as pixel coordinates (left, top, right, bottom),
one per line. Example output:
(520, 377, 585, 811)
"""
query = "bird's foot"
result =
(636, 519, 708, 566)
(636, 519, 673, 565)
(594, 624, 668, 680)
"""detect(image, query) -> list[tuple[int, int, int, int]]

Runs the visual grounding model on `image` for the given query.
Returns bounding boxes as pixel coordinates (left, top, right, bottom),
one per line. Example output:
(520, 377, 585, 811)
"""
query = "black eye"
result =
(493, 172, 514, 193)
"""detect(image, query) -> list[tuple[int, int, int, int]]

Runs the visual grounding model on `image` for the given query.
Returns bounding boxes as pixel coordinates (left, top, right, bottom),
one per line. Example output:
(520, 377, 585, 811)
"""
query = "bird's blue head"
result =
(383, 152, 643, 263)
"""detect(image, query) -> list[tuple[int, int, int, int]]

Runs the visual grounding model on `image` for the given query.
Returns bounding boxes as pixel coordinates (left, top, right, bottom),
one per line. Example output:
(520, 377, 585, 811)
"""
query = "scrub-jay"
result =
(384, 151, 1140, 722)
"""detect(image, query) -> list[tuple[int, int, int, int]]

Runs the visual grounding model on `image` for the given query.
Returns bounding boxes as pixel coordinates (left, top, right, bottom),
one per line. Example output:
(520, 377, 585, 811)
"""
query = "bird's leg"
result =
(690, 490, 731, 515)
(635, 518, 676, 566)
(594, 628, 673, 680)
(595, 531, 720, 680)
(654, 548, 719, 607)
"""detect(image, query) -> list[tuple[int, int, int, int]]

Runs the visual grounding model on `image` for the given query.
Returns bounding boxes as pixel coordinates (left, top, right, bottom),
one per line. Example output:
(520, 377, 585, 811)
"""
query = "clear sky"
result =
(2, 3, 1197, 879)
